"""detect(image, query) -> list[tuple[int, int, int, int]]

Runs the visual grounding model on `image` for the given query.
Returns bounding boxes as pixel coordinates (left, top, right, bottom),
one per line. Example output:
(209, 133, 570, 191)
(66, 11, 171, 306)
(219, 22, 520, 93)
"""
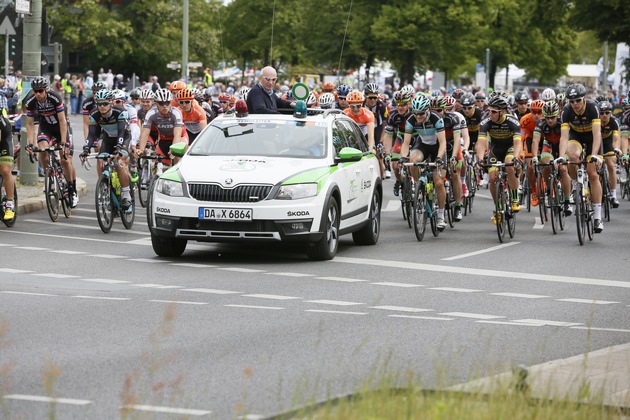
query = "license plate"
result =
(199, 207, 252, 221)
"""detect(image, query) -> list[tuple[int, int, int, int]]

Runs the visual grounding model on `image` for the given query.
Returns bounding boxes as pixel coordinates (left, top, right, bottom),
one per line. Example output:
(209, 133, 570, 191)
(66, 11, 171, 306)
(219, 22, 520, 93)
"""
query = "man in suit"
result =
(246, 66, 294, 114)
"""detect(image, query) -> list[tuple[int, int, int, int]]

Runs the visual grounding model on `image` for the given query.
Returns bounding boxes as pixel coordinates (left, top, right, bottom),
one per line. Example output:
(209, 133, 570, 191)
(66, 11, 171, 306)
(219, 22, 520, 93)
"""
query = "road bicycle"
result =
(393, 154, 414, 228)
(481, 161, 518, 243)
(620, 159, 630, 200)
(462, 152, 478, 216)
(535, 161, 566, 234)
(518, 157, 532, 213)
(598, 159, 612, 222)
(84, 152, 136, 233)
(31, 144, 72, 222)
(405, 161, 441, 241)
(136, 147, 167, 208)
(573, 156, 597, 246)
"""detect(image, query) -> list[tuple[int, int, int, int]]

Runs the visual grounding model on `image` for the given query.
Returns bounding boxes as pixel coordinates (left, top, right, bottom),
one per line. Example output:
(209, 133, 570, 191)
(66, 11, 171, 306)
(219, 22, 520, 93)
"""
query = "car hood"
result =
(178, 155, 332, 186)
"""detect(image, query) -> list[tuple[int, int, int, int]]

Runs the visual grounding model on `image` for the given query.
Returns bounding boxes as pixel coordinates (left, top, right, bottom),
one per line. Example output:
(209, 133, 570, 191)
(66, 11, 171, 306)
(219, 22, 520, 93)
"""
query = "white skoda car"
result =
(147, 107, 382, 260)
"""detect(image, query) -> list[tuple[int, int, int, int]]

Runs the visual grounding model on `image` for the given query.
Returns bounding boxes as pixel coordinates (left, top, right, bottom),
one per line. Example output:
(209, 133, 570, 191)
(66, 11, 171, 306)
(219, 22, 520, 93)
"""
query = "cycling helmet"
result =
(598, 101, 613, 112)
(129, 88, 141, 99)
(594, 95, 607, 103)
(139, 89, 154, 100)
(393, 90, 413, 104)
(306, 91, 318, 106)
(400, 85, 416, 97)
(460, 93, 475, 107)
(411, 95, 431, 112)
(530, 99, 545, 112)
(444, 96, 456, 110)
(431, 90, 442, 97)
(318, 92, 335, 108)
(31, 76, 50, 89)
(364, 83, 379, 95)
(474, 91, 486, 100)
(346, 90, 364, 105)
(177, 88, 195, 101)
(237, 86, 251, 101)
(431, 95, 446, 109)
(154, 88, 172, 103)
(323, 82, 335, 92)
(169, 80, 186, 92)
(542, 101, 559, 117)
(283, 90, 293, 101)
(556, 93, 567, 108)
(91, 81, 107, 93)
(112, 89, 126, 101)
(452, 88, 465, 100)
(622, 97, 630, 107)
(218, 93, 231, 102)
(514, 91, 529, 103)
(565, 83, 586, 100)
(487, 95, 508, 110)
(94, 90, 113, 101)
(540, 88, 556, 102)
(507, 95, 516, 107)
(337, 84, 351, 97)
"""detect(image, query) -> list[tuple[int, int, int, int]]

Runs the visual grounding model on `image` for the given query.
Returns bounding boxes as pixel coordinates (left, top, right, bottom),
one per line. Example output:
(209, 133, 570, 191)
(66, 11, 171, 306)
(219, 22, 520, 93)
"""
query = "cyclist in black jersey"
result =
(363, 83, 388, 147)
(620, 98, 630, 164)
(559, 83, 604, 233)
(384, 90, 413, 196)
(513, 91, 530, 121)
(598, 101, 621, 208)
(82, 81, 107, 141)
(0, 115, 15, 221)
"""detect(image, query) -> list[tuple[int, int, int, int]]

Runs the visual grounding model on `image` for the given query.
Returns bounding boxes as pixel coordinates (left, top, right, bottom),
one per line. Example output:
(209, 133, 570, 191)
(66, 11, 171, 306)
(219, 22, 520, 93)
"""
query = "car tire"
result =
(352, 188, 381, 245)
(306, 197, 339, 260)
(151, 233, 187, 257)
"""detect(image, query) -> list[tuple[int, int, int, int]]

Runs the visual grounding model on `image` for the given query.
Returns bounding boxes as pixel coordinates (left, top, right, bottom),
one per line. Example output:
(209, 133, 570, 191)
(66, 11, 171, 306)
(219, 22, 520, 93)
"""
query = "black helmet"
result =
(129, 88, 141, 99)
(488, 95, 508, 110)
(93, 81, 107, 92)
(31, 76, 50, 89)
(514, 91, 529, 102)
(565, 83, 586, 100)
(598, 101, 613, 112)
(460, 93, 475, 107)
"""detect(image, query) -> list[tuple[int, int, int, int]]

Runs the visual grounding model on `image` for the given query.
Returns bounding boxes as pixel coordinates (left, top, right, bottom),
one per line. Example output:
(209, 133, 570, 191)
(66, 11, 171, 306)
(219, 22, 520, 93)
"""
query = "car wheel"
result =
(151, 233, 187, 257)
(306, 197, 339, 260)
(352, 188, 381, 245)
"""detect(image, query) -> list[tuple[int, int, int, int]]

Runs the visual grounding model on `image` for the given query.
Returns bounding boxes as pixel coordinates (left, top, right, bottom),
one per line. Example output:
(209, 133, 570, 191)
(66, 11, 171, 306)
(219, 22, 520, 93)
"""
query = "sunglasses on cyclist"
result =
(489, 109, 501, 114)
(463, 106, 474, 110)
(569, 98, 583, 104)
(338, 97, 347, 101)
(96, 102, 110, 107)
(156, 101, 170, 106)
(600, 111, 611, 115)
(366, 96, 378, 100)
(33, 89, 46, 94)
(220, 100, 229, 104)
(396, 102, 408, 107)
(531, 110, 542, 115)
(349, 104, 362, 110)
(179, 100, 191, 105)
(413, 111, 427, 116)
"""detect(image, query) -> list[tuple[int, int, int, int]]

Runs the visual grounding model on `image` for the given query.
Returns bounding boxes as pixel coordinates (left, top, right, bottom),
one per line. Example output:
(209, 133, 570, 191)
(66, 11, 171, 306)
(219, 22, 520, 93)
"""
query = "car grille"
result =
(178, 218, 277, 232)
(188, 183, 273, 202)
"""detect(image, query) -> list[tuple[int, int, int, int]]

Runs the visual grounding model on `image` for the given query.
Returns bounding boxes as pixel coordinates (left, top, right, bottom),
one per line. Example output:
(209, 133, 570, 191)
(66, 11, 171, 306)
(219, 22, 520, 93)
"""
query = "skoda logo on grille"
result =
(225, 178, 233, 185)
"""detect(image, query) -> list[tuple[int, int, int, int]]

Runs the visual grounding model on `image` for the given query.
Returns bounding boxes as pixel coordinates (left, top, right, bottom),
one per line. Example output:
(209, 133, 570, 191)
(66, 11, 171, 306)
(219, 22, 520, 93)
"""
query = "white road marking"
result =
(315, 276, 367, 283)
(305, 300, 364, 306)
(49, 250, 87, 255)
(491, 292, 550, 299)
(305, 309, 367, 315)
(14, 246, 50, 251)
(31, 273, 79, 279)
(72, 296, 131, 301)
(533, 217, 545, 229)
(370, 305, 433, 313)
(441, 242, 521, 261)
(371, 282, 424, 288)
(382, 200, 401, 212)
(556, 298, 620, 305)
(0, 229, 140, 244)
(225, 304, 283, 310)
(120, 404, 211, 416)
(265, 272, 314, 277)
(127, 258, 169, 263)
(217, 267, 265, 273)
(80, 278, 130, 284)
(570, 326, 630, 333)
(183, 288, 241, 294)
(4, 394, 92, 405)
(513, 319, 583, 327)
(24, 219, 150, 235)
(73, 208, 147, 220)
(242, 294, 301, 300)
(0, 268, 33, 274)
(171, 263, 218, 268)
(476, 320, 542, 327)
(429, 287, 483, 293)
(388, 315, 454, 321)
(88, 254, 126, 259)
(439, 312, 505, 320)
(0, 243, 15, 247)
(1, 291, 57, 296)
(149, 300, 207, 305)
(333, 256, 630, 289)
(134, 284, 181, 289)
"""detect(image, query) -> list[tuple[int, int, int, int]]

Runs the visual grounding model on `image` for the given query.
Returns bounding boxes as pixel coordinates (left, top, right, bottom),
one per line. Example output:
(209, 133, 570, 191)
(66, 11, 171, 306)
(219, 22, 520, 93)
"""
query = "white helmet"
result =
(139, 89, 154, 100)
(541, 88, 556, 102)
(237, 86, 251, 101)
(318, 92, 335, 108)
(112, 89, 126, 100)
(154, 88, 172, 103)
(306, 91, 318, 106)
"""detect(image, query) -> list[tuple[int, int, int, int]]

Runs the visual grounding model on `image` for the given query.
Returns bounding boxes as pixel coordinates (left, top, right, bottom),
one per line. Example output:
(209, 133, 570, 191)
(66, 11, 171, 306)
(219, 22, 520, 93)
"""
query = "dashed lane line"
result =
(491, 292, 550, 299)
(265, 272, 314, 277)
(1, 291, 58, 296)
(225, 304, 284, 310)
(183, 288, 241, 294)
(80, 278, 130, 284)
(305, 309, 368, 315)
(171, 263, 218, 268)
(388, 315, 454, 321)
(242, 294, 302, 300)
(441, 242, 521, 261)
(72, 296, 131, 301)
(476, 320, 543, 327)
(31, 273, 80, 279)
(370, 305, 433, 313)
(4, 394, 92, 405)
(23, 219, 150, 235)
(217, 267, 265, 273)
(14, 246, 50, 251)
(149, 300, 207, 305)
(0, 268, 33, 274)
(556, 298, 620, 305)
(371, 282, 424, 288)
(512, 319, 583, 327)
(304, 300, 364, 306)
(120, 404, 211, 416)
(439, 312, 505, 320)
(429, 287, 484, 293)
(315, 276, 368, 283)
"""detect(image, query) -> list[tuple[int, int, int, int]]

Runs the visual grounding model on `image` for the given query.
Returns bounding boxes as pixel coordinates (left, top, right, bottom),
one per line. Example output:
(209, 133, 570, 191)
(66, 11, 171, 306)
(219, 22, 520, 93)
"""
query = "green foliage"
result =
(571, 0, 630, 44)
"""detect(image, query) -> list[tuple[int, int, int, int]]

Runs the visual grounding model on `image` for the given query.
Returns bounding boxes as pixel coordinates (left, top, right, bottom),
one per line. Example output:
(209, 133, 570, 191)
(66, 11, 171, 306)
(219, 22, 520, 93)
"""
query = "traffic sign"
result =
(0, 16, 16, 36)
(167, 62, 181, 70)
(292, 83, 309, 101)
(188, 62, 202, 68)
(16, 0, 32, 14)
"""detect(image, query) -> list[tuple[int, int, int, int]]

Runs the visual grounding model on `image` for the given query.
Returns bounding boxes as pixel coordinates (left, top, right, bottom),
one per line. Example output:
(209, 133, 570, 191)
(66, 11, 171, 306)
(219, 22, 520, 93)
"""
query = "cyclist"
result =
(0, 114, 15, 221)
(168, 80, 187, 107)
(363, 83, 388, 148)
(384, 90, 413, 196)
(451, 88, 465, 112)
(458, 94, 485, 188)
(136, 88, 187, 166)
(82, 80, 107, 141)
(176, 88, 207, 144)
(598, 100, 621, 208)
(344, 90, 375, 152)
(401, 94, 447, 230)
(556, 93, 567, 109)
(129, 88, 141, 108)
(520, 99, 545, 206)
(317, 92, 335, 110)
(531, 101, 573, 216)
(513, 91, 530, 120)
(24, 76, 79, 208)
(475, 91, 487, 112)
(620, 98, 630, 165)
(336, 84, 351, 110)
(80, 89, 133, 212)
(476, 95, 522, 223)
(540, 88, 556, 103)
(218, 92, 231, 113)
(558, 83, 604, 233)
(192, 88, 215, 122)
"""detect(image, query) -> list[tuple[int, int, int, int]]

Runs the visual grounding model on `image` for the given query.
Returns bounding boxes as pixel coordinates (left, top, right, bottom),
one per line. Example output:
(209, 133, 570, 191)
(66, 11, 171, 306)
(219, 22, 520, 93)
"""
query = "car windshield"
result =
(188, 120, 328, 159)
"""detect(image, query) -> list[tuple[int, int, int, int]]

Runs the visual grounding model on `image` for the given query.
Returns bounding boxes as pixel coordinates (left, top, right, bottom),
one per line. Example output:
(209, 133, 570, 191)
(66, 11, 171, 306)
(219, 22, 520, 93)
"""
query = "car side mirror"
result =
(170, 142, 187, 158)
(335, 147, 363, 163)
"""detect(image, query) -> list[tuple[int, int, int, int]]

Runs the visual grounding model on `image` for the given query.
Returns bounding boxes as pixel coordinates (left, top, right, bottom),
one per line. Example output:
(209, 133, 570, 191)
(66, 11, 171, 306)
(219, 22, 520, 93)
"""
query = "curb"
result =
(16, 177, 88, 216)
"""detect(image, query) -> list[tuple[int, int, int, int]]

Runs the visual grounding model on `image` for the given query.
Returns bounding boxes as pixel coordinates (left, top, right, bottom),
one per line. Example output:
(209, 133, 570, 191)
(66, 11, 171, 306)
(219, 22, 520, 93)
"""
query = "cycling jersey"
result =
(620, 110, 630, 136)
(343, 107, 374, 137)
(457, 107, 483, 149)
(600, 116, 619, 155)
(24, 90, 65, 132)
(519, 113, 538, 155)
(0, 116, 13, 165)
(365, 99, 388, 144)
(85, 105, 129, 153)
(405, 111, 445, 146)
(143, 107, 186, 141)
(534, 119, 561, 158)
(180, 103, 207, 134)
(82, 96, 96, 116)
(560, 99, 600, 141)
(479, 114, 521, 145)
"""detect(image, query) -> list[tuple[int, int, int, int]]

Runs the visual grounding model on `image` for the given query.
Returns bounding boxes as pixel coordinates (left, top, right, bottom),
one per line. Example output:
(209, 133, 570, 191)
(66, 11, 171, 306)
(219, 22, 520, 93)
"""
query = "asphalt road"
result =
(0, 119, 629, 418)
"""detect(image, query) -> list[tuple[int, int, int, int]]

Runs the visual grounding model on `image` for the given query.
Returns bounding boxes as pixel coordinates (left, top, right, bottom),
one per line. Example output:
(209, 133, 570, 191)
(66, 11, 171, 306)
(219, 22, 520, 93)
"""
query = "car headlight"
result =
(156, 178, 184, 197)
(275, 183, 317, 200)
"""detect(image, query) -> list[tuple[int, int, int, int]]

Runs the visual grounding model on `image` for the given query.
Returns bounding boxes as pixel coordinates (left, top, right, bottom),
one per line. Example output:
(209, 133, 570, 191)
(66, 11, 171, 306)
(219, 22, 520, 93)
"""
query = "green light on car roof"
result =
(293, 100, 307, 119)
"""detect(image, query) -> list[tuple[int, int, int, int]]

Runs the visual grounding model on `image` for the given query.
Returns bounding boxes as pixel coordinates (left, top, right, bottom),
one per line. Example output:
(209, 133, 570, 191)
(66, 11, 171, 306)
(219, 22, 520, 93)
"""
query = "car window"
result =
(336, 119, 369, 152)
(332, 121, 351, 156)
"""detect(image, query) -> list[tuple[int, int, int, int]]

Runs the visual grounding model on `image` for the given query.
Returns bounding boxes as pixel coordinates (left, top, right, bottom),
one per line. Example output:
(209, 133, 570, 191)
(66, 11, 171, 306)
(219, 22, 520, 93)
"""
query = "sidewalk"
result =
(449, 342, 630, 409)
(15, 177, 88, 216)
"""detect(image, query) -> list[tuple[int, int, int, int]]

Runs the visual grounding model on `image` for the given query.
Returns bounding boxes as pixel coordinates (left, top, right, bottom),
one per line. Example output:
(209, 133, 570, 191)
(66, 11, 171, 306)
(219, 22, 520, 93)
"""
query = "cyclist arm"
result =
(83, 120, 100, 151)
(57, 110, 68, 145)
(559, 124, 569, 158)
(366, 121, 375, 152)
(591, 120, 602, 159)
(532, 131, 541, 159)
(476, 134, 488, 162)
(512, 133, 522, 160)
(461, 126, 470, 151)
(452, 129, 461, 158)
(26, 115, 36, 147)
(401, 132, 412, 158)
(172, 126, 183, 144)
(612, 130, 620, 151)
(137, 126, 151, 156)
(83, 114, 90, 141)
(621, 130, 629, 156)
(437, 130, 447, 160)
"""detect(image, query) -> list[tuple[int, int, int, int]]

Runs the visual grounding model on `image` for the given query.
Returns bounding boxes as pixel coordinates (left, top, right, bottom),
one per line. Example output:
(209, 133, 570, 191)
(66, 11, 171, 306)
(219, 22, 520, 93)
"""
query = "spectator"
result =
(0, 78, 8, 115)
(148, 76, 160, 92)
(84, 70, 94, 98)
(106, 69, 114, 89)
(246, 66, 294, 114)
(115, 74, 126, 90)
(52, 74, 63, 97)
(61, 73, 73, 110)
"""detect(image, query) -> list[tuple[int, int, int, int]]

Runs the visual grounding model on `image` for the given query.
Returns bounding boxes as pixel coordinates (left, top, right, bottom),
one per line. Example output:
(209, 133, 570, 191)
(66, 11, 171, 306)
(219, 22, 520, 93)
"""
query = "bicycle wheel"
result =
(95, 174, 114, 233)
(507, 185, 516, 239)
(537, 174, 547, 225)
(601, 170, 610, 222)
(44, 167, 60, 222)
(121, 184, 135, 230)
(412, 180, 427, 241)
(138, 159, 150, 208)
(586, 198, 594, 241)
(430, 199, 439, 237)
(465, 165, 476, 215)
(574, 189, 585, 246)
(556, 180, 566, 231)
(60, 174, 71, 218)
(495, 180, 506, 242)
(404, 176, 413, 229)
(445, 180, 454, 228)
(549, 181, 559, 234)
